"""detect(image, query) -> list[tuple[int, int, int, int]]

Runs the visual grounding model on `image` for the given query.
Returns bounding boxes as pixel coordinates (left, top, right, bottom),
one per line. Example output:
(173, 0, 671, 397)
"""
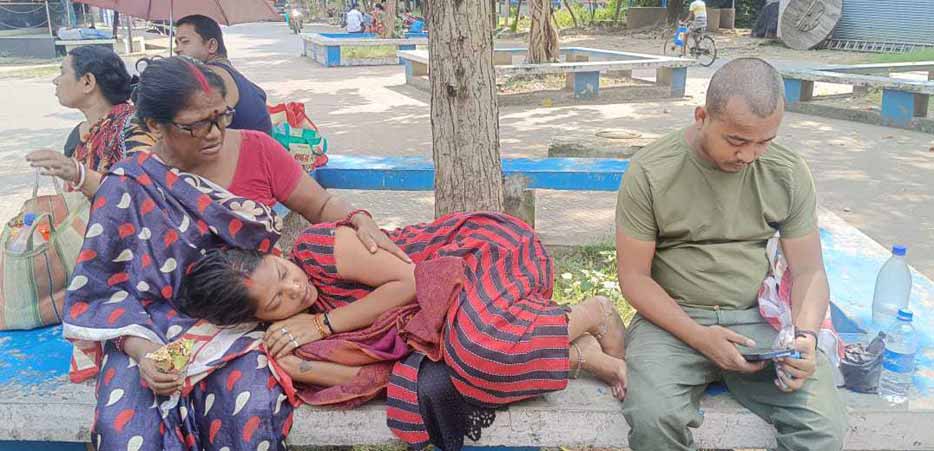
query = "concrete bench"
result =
(301, 32, 428, 67)
(275, 155, 630, 227)
(781, 63, 934, 130)
(54, 39, 116, 55)
(400, 47, 694, 100)
(2, 209, 932, 450)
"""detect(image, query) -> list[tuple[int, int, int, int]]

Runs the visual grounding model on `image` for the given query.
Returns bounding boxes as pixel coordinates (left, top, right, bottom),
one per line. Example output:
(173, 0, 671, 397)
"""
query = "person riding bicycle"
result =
(686, 0, 708, 45)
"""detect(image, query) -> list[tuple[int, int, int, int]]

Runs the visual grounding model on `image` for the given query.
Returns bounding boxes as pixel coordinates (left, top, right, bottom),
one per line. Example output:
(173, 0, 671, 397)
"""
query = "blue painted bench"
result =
(301, 32, 428, 67)
(274, 155, 631, 226)
(781, 63, 934, 130)
(400, 47, 694, 100)
(3, 208, 933, 449)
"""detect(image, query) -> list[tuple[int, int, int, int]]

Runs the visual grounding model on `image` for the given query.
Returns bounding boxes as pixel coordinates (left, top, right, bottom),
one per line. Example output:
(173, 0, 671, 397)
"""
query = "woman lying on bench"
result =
(179, 211, 629, 451)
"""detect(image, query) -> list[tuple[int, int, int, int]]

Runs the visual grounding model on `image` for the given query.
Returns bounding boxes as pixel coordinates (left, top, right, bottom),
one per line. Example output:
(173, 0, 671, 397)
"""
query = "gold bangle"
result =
(313, 314, 331, 338)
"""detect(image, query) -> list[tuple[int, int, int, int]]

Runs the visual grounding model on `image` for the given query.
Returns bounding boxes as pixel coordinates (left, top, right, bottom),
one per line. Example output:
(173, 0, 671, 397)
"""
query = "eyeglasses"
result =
(172, 108, 236, 138)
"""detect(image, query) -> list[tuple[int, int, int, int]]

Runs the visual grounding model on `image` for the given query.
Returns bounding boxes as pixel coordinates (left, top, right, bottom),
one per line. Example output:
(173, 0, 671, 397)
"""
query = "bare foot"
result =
(572, 334, 628, 400)
(584, 296, 627, 361)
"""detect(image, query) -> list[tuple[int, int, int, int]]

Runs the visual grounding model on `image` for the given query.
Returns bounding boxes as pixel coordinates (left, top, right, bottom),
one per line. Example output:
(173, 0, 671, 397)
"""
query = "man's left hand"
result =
(775, 334, 818, 392)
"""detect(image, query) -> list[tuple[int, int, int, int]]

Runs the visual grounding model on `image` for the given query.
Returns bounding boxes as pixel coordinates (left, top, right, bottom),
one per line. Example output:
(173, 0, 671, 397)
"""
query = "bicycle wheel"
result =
(694, 36, 718, 67)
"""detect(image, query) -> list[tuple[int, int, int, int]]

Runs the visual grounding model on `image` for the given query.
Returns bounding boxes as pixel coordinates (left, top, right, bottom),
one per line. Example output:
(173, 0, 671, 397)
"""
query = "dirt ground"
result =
(1, 22, 932, 280)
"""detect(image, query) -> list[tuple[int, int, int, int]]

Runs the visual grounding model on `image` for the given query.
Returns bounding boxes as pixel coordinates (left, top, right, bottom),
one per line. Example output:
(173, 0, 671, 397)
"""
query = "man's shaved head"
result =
(705, 58, 784, 119)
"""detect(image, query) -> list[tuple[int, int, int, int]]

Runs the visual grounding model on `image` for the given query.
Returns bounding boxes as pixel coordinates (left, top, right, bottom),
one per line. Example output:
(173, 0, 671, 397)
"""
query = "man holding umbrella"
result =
(174, 14, 273, 134)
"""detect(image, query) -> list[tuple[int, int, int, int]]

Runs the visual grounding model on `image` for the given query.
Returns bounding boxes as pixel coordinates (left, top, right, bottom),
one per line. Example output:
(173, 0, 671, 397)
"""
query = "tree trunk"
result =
(562, 0, 579, 28)
(528, 0, 559, 63)
(613, 0, 624, 25)
(380, 0, 397, 37)
(428, 0, 504, 216)
(510, 0, 523, 32)
(667, 0, 684, 24)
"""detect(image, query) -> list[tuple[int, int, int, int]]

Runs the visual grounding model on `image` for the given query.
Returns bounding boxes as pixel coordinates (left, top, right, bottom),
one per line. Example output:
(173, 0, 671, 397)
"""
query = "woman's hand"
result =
(352, 213, 412, 263)
(26, 150, 77, 183)
(264, 314, 325, 359)
(122, 336, 185, 396)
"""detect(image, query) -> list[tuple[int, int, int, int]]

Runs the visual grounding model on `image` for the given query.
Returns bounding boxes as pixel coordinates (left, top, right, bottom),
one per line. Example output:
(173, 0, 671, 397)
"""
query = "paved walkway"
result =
(1, 22, 932, 279)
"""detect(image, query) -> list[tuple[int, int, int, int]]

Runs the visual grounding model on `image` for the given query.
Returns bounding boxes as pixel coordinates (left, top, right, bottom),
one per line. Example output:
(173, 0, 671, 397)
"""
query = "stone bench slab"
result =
(781, 68, 934, 95)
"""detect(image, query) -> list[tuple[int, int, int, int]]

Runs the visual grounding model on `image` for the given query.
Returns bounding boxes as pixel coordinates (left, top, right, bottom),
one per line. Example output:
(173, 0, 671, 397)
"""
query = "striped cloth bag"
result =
(0, 175, 89, 330)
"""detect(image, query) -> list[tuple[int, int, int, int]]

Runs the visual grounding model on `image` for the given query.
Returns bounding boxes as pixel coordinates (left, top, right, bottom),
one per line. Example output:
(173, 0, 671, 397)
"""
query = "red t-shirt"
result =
(227, 130, 304, 207)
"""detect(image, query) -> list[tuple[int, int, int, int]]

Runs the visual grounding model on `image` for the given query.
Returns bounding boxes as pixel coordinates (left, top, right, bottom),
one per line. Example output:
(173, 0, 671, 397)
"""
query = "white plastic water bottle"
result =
(879, 309, 917, 404)
(872, 245, 912, 330)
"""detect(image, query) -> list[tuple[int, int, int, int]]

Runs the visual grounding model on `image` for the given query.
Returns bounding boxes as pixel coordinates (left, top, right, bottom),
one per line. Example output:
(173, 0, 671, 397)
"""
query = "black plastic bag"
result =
(840, 332, 886, 393)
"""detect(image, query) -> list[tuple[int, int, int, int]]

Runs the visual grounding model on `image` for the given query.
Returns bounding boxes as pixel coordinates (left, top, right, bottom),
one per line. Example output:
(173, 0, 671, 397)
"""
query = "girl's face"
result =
(245, 254, 318, 321)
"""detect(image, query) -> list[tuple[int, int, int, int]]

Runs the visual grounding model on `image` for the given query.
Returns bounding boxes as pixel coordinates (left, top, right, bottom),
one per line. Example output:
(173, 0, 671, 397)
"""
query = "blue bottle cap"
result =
(892, 245, 907, 256)
(22, 212, 35, 226)
(897, 309, 913, 321)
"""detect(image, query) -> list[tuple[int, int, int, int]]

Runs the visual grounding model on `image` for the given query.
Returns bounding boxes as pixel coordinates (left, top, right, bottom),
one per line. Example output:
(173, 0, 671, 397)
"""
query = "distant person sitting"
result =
(402, 9, 425, 33)
(346, 3, 365, 33)
(174, 14, 273, 134)
(367, 3, 386, 35)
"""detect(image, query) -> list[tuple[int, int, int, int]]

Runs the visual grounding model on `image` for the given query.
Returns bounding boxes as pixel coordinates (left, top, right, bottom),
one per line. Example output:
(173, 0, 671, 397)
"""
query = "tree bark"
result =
(562, 0, 579, 28)
(667, 0, 685, 24)
(510, 0, 523, 32)
(380, 0, 397, 37)
(613, 0, 624, 25)
(528, 0, 559, 63)
(428, 0, 504, 216)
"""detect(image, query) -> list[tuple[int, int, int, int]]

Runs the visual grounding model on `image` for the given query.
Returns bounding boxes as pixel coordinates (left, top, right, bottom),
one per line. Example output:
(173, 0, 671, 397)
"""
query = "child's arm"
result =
(327, 226, 417, 333)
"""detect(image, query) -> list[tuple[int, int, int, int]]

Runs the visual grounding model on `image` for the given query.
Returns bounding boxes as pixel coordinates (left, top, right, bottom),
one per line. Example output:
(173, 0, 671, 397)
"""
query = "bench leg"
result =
(567, 71, 600, 99)
(783, 78, 814, 104)
(657, 67, 687, 97)
(881, 89, 925, 127)
(929, 71, 934, 81)
(301, 38, 308, 57)
(504, 176, 535, 228)
(326, 45, 341, 67)
(398, 44, 416, 64)
(404, 60, 429, 84)
(494, 52, 513, 66)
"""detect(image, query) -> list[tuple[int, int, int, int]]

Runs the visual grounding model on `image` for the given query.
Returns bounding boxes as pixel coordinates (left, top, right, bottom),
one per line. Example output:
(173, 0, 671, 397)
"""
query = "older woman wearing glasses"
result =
(61, 56, 407, 451)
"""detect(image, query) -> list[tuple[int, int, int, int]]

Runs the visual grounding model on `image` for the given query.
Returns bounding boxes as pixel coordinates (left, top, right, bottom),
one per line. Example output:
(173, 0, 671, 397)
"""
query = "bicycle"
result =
(663, 21, 717, 67)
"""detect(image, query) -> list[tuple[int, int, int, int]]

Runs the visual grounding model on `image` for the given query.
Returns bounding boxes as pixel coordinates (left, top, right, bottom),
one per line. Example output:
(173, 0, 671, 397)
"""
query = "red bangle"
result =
(337, 209, 372, 228)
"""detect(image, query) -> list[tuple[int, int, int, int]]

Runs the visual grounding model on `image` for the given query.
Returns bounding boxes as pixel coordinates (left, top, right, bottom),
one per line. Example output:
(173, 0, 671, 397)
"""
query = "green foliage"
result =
(341, 45, 398, 59)
(552, 244, 635, 323)
(734, 0, 765, 28)
(870, 49, 934, 64)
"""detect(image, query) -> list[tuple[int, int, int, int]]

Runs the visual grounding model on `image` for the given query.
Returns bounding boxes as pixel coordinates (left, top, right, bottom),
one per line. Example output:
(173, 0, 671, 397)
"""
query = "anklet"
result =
(571, 341, 584, 379)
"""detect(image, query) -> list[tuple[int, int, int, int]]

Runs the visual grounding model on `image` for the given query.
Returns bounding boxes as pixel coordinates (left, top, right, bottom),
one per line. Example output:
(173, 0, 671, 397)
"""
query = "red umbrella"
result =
(73, 0, 280, 52)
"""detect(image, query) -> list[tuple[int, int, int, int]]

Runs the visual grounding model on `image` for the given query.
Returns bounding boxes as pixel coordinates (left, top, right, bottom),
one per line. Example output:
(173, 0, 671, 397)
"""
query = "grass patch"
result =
(551, 243, 635, 324)
(342, 45, 398, 60)
(869, 48, 934, 64)
(0, 65, 59, 80)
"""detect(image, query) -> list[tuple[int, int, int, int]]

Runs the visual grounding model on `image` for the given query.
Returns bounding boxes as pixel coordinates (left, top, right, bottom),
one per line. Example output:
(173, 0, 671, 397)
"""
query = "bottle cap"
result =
(23, 212, 35, 226)
(892, 245, 907, 256)
(897, 309, 913, 321)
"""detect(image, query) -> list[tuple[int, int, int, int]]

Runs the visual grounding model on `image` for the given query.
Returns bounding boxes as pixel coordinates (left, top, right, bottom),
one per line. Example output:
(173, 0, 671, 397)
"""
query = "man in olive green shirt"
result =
(616, 58, 847, 450)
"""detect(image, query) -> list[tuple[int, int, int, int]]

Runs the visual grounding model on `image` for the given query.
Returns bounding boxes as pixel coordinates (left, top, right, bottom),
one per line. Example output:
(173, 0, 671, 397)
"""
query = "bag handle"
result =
(27, 168, 70, 227)
(30, 168, 65, 199)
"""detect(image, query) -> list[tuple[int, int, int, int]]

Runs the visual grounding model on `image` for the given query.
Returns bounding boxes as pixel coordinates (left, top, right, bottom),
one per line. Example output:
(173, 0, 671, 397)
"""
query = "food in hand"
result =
(146, 339, 194, 373)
